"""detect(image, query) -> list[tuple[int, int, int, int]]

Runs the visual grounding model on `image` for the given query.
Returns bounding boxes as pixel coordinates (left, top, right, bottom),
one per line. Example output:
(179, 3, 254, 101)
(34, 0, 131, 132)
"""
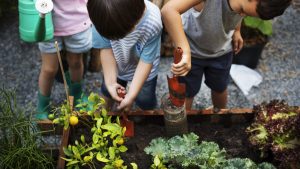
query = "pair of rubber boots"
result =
(36, 72, 85, 120)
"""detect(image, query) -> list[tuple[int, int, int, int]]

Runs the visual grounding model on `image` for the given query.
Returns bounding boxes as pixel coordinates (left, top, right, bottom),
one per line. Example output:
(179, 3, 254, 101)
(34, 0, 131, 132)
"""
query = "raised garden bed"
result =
(38, 108, 272, 169)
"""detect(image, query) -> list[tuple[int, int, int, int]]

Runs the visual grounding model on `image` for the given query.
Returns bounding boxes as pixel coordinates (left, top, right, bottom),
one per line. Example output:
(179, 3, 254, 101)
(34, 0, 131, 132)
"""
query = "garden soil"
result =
(70, 115, 276, 169)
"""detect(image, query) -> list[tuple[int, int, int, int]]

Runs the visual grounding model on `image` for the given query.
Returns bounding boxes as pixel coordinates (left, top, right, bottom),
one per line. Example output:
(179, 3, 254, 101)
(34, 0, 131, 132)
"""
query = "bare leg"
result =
(88, 48, 102, 72)
(38, 53, 59, 96)
(185, 97, 194, 111)
(211, 89, 227, 109)
(66, 52, 83, 83)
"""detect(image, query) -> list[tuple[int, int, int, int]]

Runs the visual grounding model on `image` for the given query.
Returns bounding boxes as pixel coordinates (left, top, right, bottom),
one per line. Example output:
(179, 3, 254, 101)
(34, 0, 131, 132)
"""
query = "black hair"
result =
(87, 0, 145, 40)
(256, 0, 291, 20)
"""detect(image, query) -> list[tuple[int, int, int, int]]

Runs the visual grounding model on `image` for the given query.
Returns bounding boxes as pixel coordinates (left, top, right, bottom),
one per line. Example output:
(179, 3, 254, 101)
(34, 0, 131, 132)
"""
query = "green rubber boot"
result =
(69, 81, 83, 105)
(65, 71, 71, 86)
(69, 80, 93, 111)
(36, 91, 50, 120)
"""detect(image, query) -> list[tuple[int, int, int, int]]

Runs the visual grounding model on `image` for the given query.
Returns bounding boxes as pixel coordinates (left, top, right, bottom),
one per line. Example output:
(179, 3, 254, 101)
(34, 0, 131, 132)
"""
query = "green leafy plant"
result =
(243, 16, 273, 36)
(51, 93, 137, 169)
(241, 16, 273, 46)
(246, 100, 300, 168)
(145, 133, 276, 169)
(0, 87, 53, 169)
(223, 158, 276, 169)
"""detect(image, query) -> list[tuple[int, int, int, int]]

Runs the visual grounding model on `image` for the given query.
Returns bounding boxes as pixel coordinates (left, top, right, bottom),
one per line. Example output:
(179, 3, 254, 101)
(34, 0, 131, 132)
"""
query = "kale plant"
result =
(145, 133, 275, 169)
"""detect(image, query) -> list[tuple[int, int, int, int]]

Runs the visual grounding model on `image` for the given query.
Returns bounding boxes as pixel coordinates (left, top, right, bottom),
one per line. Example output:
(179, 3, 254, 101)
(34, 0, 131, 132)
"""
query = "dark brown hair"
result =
(87, 0, 145, 40)
(256, 0, 291, 20)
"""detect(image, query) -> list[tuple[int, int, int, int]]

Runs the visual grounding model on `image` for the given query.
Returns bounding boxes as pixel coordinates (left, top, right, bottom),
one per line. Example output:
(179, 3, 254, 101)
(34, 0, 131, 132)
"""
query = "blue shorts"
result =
(101, 76, 157, 110)
(179, 52, 233, 97)
(38, 27, 92, 53)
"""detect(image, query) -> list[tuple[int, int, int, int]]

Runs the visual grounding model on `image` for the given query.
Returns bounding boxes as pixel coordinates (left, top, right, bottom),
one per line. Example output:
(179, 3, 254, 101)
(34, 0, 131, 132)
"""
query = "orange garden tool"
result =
(117, 89, 134, 137)
(167, 47, 186, 107)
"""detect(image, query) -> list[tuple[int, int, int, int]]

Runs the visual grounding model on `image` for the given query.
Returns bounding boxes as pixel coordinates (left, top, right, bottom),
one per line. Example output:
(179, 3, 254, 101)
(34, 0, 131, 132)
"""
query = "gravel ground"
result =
(0, 7, 299, 112)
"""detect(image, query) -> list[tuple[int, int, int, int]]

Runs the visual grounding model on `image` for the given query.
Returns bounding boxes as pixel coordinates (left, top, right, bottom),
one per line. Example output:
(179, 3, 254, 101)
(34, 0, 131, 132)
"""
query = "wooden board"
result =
(107, 108, 253, 116)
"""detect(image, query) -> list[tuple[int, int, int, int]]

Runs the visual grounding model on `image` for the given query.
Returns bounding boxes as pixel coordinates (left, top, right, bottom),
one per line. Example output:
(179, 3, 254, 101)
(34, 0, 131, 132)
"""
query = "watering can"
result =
(19, 0, 54, 42)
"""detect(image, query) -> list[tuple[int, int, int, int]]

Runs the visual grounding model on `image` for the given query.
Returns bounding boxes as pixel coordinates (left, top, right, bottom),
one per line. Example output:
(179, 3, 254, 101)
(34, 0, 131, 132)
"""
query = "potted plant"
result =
(233, 16, 273, 69)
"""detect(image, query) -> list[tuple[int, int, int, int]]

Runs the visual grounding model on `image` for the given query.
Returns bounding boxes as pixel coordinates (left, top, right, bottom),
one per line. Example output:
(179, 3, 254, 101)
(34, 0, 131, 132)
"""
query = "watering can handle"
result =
(174, 47, 183, 64)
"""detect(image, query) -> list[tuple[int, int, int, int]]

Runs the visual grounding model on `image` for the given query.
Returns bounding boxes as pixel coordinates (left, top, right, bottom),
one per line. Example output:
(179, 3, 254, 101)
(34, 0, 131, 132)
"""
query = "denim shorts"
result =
(38, 27, 92, 53)
(101, 76, 157, 110)
(179, 52, 233, 97)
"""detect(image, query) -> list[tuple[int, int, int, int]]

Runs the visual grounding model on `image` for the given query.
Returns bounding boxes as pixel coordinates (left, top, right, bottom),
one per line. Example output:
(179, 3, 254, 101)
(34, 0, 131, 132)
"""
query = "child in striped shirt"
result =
(88, 0, 163, 112)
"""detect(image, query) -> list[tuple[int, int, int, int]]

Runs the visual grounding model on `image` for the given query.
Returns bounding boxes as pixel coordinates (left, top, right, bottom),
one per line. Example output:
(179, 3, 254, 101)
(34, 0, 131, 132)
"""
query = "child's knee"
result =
(68, 57, 83, 69)
(42, 65, 58, 77)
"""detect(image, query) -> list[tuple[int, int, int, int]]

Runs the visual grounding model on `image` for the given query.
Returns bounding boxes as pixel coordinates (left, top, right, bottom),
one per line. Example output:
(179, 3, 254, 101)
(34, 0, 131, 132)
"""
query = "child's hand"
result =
(106, 83, 126, 102)
(171, 53, 191, 76)
(232, 30, 243, 54)
(117, 95, 134, 113)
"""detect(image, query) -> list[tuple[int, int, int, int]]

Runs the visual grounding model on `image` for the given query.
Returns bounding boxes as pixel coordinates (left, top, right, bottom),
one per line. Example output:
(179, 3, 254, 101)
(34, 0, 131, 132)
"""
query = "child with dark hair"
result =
(87, 0, 162, 112)
(161, 0, 291, 110)
(36, 0, 92, 119)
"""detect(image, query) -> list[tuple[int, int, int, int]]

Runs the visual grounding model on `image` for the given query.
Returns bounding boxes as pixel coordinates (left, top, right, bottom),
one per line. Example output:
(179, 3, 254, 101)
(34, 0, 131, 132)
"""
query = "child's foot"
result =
(35, 111, 49, 120)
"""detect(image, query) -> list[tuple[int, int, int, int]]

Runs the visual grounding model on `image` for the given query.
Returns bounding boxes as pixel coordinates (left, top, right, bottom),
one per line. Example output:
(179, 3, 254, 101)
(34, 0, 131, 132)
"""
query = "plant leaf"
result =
(66, 160, 80, 166)
(154, 155, 161, 166)
(118, 146, 128, 153)
(63, 147, 73, 157)
(108, 147, 115, 160)
(96, 152, 109, 163)
(130, 163, 138, 169)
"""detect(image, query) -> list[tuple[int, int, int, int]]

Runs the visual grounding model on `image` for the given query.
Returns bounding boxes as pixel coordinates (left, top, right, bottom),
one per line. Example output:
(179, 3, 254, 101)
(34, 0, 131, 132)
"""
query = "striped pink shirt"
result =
(52, 0, 91, 36)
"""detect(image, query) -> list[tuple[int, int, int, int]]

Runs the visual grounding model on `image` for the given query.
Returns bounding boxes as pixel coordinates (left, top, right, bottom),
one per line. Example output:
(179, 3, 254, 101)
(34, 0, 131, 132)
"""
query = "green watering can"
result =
(19, 0, 54, 42)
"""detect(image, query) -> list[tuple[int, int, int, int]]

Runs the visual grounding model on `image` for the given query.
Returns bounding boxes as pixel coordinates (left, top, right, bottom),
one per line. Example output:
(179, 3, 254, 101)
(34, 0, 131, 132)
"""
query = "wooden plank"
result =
(56, 96, 73, 169)
(37, 119, 63, 135)
(57, 128, 70, 169)
(107, 108, 253, 116)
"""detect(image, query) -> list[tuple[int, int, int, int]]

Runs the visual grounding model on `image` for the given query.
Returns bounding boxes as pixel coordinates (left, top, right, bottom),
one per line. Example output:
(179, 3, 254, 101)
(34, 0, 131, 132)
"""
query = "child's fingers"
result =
(233, 40, 239, 53)
(172, 69, 189, 76)
(172, 60, 186, 68)
(238, 39, 243, 52)
(171, 66, 189, 76)
(171, 65, 185, 73)
(234, 39, 243, 54)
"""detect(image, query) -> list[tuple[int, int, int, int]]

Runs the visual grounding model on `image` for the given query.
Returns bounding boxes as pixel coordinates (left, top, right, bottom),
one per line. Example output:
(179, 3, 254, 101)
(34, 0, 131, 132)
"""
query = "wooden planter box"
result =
(37, 108, 253, 169)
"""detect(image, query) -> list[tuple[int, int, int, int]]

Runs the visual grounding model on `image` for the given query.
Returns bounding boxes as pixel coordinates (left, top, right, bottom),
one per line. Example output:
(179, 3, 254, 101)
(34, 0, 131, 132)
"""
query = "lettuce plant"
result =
(246, 100, 300, 168)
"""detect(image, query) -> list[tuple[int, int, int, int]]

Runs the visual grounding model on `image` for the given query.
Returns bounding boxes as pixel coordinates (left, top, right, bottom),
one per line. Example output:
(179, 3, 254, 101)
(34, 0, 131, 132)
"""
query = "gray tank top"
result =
(182, 0, 243, 58)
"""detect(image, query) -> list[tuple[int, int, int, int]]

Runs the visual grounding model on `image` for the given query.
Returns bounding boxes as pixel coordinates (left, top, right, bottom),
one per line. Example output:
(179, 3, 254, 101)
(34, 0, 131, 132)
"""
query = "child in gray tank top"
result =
(161, 0, 291, 110)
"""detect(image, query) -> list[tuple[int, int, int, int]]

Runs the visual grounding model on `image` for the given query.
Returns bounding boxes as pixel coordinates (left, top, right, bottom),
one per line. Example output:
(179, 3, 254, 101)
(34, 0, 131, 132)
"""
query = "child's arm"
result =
(100, 48, 125, 102)
(117, 32, 161, 112)
(232, 22, 243, 54)
(161, 0, 201, 76)
(117, 61, 152, 112)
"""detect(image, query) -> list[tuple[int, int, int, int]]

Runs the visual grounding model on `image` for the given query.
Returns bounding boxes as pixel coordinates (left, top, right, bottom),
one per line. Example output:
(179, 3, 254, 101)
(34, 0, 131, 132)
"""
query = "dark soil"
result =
(69, 114, 276, 169)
